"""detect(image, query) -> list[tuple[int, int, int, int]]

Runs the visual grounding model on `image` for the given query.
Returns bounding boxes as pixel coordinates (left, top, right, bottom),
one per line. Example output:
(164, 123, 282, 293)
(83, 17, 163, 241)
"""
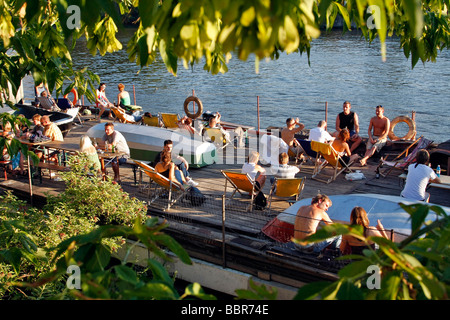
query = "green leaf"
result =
(114, 265, 139, 285)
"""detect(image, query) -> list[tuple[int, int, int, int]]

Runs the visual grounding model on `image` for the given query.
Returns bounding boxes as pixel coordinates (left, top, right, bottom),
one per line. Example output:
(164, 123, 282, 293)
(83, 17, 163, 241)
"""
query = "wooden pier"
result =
(1, 116, 449, 298)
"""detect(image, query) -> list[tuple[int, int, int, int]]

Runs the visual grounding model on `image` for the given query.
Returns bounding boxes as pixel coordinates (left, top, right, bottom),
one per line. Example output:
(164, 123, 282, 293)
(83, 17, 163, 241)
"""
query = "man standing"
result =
(152, 139, 198, 187)
(359, 105, 390, 166)
(333, 101, 362, 152)
(293, 194, 341, 255)
(281, 117, 305, 158)
(308, 120, 334, 143)
(102, 122, 130, 183)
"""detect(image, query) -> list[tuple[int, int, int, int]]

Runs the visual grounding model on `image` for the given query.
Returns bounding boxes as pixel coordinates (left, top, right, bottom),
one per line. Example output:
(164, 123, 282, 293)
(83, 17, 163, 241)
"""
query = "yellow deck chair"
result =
(161, 113, 179, 128)
(203, 128, 231, 149)
(267, 177, 305, 214)
(142, 115, 161, 127)
(221, 170, 259, 211)
(311, 141, 354, 184)
(111, 107, 136, 124)
(134, 160, 187, 210)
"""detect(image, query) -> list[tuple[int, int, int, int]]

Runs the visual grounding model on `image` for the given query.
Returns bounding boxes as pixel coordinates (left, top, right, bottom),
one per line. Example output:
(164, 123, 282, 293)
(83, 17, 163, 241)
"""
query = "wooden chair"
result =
(311, 141, 354, 184)
(377, 136, 433, 177)
(161, 113, 179, 128)
(221, 170, 259, 211)
(134, 160, 189, 211)
(267, 177, 305, 214)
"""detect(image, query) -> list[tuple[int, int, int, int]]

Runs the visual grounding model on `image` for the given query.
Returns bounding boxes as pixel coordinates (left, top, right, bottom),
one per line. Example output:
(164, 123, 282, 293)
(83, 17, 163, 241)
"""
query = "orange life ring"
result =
(64, 88, 78, 106)
(184, 96, 203, 119)
(388, 116, 416, 141)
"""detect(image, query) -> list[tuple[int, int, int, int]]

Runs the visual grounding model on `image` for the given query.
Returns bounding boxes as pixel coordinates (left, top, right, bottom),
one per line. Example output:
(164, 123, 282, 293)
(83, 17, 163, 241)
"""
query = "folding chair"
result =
(377, 136, 433, 178)
(221, 170, 259, 212)
(203, 128, 231, 149)
(134, 160, 189, 211)
(311, 141, 354, 184)
(37, 97, 60, 111)
(111, 107, 137, 124)
(267, 177, 305, 214)
(298, 139, 318, 163)
(161, 113, 180, 128)
(142, 115, 161, 127)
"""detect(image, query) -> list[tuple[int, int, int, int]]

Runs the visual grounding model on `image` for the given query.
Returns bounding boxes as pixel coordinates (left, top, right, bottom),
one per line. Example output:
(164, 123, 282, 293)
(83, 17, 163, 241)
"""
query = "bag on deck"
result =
(253, 191, 267, 210)
(186, 186, 206, 206)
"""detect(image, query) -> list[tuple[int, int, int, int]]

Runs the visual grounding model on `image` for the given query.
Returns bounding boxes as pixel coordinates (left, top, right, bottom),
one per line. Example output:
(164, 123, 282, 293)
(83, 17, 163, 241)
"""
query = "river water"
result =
(67, 28, 449, 144)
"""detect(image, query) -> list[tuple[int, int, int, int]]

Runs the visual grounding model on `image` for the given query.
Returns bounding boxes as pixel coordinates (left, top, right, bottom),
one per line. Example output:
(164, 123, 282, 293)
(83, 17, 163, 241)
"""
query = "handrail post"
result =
(222, 194, 226, 268)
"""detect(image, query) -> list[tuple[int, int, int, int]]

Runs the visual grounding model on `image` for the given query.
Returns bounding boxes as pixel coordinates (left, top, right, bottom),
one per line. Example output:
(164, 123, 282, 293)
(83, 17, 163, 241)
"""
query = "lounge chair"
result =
(267, 177, 306, 214)
(221, 170, 260, 212)
(161, 113, 179, 128)
(37, 97, 61, 111)
(203, 128, 232, 149)
(134, 160, 189, 210)
(298, 139, 318, 163)
(311, 141, 354, 184)
(111, 106, 139, 124)
(377, 136, 433, 178)
(142, 115, 161, 127)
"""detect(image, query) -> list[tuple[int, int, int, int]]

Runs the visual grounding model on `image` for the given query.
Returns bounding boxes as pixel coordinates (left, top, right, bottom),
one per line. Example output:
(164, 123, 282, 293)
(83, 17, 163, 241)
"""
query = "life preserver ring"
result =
(184, 96, 203, 119)
(64, 88, 78, 106)
(388, 116, 416, 141)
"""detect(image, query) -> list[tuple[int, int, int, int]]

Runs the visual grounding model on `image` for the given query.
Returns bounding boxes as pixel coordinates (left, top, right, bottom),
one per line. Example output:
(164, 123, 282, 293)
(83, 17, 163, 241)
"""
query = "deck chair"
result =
(142, 115, 161, 127)
(111, 107, 138, 124)
(134, 160, 188, 210)
(161, 113, 179, 128)
(267, 177, 305, 214)
(378, 136, 433, 178)
(221, 170, 259, 212)
(37, 97, 61, 111)
(298, 139, 318, 163)
(311, 141, 354, 184)
(203, 128, 232, 149)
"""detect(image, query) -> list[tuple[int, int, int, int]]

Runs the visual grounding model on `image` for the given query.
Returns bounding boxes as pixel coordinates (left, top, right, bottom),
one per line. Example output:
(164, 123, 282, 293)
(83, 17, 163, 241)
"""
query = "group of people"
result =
(282, 101, 391, 168)
(293, 193, 389, 256)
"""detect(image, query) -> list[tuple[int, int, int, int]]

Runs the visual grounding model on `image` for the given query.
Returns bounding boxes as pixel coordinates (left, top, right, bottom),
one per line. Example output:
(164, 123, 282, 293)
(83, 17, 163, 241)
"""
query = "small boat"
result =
(86, 122, 216, 168)
(262, 193, 447, 243)
(4, 104, 79, 137)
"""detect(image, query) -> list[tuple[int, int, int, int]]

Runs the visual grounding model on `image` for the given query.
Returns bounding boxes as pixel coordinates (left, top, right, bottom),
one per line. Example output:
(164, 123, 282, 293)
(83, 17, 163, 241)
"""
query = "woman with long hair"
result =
(332, 128, 360, 165)
(79, 135, 101, 172)
(154, 151, 188, 189)
(340, 206, 389, 255)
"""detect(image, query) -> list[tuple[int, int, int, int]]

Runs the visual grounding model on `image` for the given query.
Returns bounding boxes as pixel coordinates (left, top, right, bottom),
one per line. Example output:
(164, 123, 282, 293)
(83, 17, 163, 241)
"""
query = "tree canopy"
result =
(0, 0, 449, 103)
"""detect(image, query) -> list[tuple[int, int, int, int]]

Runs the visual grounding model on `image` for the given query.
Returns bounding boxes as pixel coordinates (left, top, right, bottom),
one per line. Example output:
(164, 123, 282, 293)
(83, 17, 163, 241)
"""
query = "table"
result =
(429, 175, 450, 191)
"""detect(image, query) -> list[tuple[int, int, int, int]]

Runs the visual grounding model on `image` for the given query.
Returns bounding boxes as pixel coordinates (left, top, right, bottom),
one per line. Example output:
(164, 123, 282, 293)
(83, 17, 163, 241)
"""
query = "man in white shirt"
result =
(101, 122, 130, 183)
(401, 149, 441, 202)
(308, 120, 334, 143)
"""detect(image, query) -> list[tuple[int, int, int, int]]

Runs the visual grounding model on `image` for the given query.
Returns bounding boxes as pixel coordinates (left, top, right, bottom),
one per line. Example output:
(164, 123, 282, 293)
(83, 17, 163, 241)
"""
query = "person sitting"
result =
(117, 83, 132, 108)
(96, 83, 114, 120)
(292, 193, 341, 255)
(331, 128, 360, 166)
(340, 206, 389, 255)
(332, 101, 362, 153)
(37, 115, 64, 163)
(111, 105, 142, 123)
(154, 150, 189, 189)
(25, 114, 45, 141)
(242, 151, 266, 191)
(151, 139, 198, 186)
(308, 120, 334, 143)
(79, 135, 101, 173)
(1, 122, 25, 175)
(400, 149, 441, 202)
(270, 152, 300, 183)
(204, 112, 244, 146)
(101, 122, 130, 183)
(177, 115, 198, 135)
(281, 117, 305, 161)
(38, 91, 61, 112)
(359, 105, 390, 166)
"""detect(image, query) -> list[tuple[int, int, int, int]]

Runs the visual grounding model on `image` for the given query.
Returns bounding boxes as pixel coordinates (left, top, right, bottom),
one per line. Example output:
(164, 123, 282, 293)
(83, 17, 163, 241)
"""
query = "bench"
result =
(34, 162, 71, 184)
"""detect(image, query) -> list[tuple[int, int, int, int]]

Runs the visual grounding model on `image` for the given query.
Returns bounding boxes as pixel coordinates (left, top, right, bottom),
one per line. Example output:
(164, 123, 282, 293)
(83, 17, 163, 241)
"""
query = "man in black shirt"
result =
(333, 101, 362, 153)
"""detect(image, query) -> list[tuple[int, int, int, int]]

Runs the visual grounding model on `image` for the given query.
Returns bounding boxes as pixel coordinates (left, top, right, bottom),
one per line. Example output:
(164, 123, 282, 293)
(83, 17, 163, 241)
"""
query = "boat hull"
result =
(86, 123, 216, 168)
(262, 194, 448, 243)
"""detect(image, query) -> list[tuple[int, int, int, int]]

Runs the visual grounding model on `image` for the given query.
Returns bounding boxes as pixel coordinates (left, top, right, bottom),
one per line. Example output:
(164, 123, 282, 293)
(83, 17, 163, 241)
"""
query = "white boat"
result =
(262, 193, 448, 243)
(86, 122, 216, 168)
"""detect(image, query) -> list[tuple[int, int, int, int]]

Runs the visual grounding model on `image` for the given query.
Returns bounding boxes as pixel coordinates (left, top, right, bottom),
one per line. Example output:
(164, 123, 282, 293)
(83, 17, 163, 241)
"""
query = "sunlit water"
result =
(34, 28, 450, 143)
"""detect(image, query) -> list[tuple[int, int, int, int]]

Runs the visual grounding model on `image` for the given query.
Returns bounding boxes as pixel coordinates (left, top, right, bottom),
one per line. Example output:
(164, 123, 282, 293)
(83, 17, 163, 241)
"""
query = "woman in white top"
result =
(401, 149, 441, 202)
(96, 83, 114, 120)
(242, 151, 266, 190)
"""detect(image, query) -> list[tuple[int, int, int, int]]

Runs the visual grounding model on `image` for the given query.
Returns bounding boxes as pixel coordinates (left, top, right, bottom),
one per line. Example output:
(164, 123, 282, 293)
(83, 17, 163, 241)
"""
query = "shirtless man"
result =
(359, 105, 390, 166)
(281, 117, 304, 158)
(293, 194, 341, 254)
(333, 101, 362, 153)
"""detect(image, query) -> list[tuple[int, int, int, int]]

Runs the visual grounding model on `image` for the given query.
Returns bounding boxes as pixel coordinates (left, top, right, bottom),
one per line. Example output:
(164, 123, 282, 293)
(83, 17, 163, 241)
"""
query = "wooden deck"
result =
(1, 116, 449, 291)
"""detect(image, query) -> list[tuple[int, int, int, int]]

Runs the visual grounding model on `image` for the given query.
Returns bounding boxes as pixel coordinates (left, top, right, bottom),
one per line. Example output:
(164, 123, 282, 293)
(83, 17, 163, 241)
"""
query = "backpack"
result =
(186, 186, 206, 206)
(253, 191, 267, 210)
